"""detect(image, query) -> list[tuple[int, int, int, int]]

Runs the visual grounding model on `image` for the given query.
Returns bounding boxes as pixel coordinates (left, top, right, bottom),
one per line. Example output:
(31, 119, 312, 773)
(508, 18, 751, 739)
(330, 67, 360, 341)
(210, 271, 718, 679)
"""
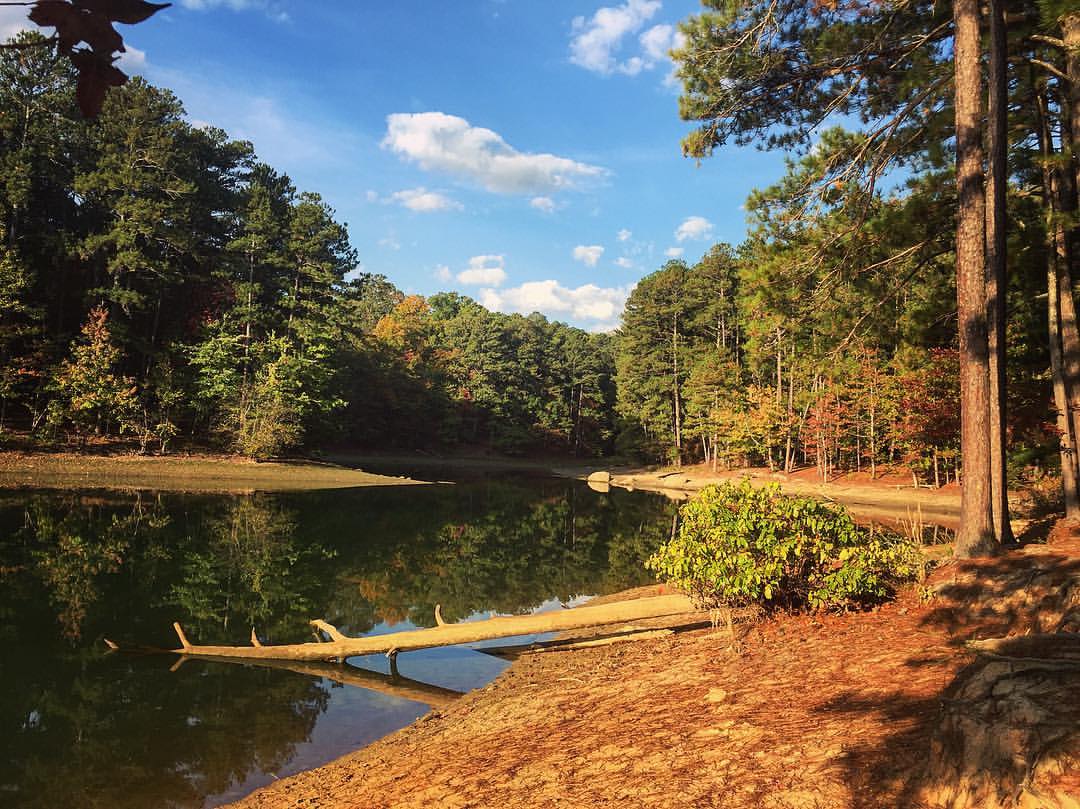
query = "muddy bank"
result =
(0, 451, 430, 492)
(227, 536, 1080, 809)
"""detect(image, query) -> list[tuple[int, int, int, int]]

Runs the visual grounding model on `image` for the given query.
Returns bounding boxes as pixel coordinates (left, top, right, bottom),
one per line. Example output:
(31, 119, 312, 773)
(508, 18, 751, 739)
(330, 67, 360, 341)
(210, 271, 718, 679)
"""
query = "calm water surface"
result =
(0, 476, 677, 808)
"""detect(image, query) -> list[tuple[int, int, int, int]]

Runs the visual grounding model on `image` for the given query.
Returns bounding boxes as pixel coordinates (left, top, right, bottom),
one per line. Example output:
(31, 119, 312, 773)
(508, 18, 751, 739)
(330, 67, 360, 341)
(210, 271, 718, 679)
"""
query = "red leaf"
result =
(28, 2, 124, 55)
(27, 0, 75, 28)
(75, 69, 109, 117)
(28, 1, 81, 51)
(73, 0, 171, 25)
(70, 49, 128, 117)
(78, 9, 124, 53)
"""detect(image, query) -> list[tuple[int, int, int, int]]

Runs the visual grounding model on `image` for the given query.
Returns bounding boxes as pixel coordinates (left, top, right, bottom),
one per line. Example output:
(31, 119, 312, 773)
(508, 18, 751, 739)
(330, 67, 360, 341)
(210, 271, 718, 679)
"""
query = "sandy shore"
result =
(571, 462, 961, 507)
(226, 534, 1080, 809)
(0, 451, 430, 492)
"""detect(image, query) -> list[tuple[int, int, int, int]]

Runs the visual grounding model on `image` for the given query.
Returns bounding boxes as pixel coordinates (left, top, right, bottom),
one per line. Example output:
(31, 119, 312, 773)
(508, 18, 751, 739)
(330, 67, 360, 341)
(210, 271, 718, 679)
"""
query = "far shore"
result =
(329, 451, 1031, 530)
(0, 448, 1043, 532)
(0, 450, 430, 493)
(565, 462, 967, 521)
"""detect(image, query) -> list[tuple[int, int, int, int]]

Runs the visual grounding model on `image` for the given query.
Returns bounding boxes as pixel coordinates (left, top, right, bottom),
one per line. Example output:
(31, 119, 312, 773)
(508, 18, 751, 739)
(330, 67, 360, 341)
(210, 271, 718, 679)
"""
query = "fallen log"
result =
(164, 593, 699, 663)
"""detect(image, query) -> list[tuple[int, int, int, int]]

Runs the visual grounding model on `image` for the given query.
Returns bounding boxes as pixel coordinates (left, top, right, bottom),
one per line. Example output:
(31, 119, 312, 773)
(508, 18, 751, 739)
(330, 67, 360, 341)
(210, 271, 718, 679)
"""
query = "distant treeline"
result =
(0, 27, 1071, 483)
(0, 34, 616, 458)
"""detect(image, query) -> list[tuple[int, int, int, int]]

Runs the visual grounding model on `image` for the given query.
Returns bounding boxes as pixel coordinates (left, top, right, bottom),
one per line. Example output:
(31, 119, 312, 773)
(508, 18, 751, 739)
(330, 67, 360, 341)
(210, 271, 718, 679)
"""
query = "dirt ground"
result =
(227, 533, 1080, 809)
(0, 451, 429, 492)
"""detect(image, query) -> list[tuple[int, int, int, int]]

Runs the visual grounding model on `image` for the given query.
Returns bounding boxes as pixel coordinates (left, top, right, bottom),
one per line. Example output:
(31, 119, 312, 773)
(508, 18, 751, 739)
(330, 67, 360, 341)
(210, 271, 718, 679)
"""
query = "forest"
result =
(0, 32, 617, 458)
(2, 0, 1080, 512)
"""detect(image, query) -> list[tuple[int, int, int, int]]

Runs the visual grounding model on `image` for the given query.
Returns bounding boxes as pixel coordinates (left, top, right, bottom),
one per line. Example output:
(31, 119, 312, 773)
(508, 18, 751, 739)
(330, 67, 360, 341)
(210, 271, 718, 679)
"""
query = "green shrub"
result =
(646, 480, 923, 611)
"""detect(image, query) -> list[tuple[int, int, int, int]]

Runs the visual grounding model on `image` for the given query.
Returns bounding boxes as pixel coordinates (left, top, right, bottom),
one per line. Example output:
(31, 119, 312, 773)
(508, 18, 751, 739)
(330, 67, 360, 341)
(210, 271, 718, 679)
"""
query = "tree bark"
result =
(1039, 90, 1080, 518)
(162, 593, 700, 663)
(953, 0, 997, 556)
(1065, 13, 1080, 195)
(672, 311, 682, 467)
(986, 0, 1014, 544)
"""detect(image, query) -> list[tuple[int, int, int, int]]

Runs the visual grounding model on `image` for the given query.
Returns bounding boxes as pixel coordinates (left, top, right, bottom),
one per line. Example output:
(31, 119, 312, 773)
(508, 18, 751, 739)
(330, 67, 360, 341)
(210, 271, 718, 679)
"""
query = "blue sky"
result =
(6, 1, 789, 331)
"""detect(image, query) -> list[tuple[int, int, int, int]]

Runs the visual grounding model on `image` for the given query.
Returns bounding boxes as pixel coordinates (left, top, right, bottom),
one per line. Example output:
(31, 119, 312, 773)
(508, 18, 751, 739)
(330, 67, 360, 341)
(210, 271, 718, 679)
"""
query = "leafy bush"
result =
(646, 480, 923, 611)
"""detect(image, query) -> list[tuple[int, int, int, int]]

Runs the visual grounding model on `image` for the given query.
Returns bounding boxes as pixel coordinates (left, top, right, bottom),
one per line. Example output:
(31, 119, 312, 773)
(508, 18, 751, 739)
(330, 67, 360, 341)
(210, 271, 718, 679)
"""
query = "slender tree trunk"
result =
(1042, 88, 1080, 493)
(775, 327, 783, 405)
(1039, 91, 1080, 518)
(869, 376, 877, 480)
(986, 0, 1013, 543)
(1065, 13, 1080, 195)
(672, 311, 682, 467)
(1047, 217, 1080, 519)
(953, 0, 997, 556)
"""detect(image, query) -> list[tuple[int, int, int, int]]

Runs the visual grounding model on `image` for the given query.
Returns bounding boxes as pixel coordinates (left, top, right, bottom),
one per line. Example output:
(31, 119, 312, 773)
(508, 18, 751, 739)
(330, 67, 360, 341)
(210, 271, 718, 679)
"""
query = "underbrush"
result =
(647, 480, 924, 612)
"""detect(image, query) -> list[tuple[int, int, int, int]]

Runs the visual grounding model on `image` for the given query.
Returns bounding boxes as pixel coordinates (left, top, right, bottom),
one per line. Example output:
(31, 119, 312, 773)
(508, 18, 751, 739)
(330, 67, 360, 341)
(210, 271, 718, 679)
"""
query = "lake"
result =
(0, 475, 677, 808)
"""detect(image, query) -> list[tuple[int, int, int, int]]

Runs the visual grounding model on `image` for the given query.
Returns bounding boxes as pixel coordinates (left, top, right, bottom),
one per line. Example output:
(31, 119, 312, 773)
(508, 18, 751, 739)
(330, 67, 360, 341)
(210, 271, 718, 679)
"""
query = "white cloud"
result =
(617, 228, 632, 242)
(388, 187, 462, 213)
(569, 2, 684, 81)
(365, 190, 379, 202)
(675, 216, 713, 242)
(615, 257, 634, 268)
(379, 235, 401, 251)
(457, 255, 507, 287)
(639, 23, 684, 63)
(530, 196, 557, 213)
(665, 246, 684, 258)
(479, 280, 631, 331)
(382, 111, 605, 195)
(572, 245, 605, 267)
(435, 264, 453, 282)
(569, 0, 661, 75)
(117, 45, 148, 74)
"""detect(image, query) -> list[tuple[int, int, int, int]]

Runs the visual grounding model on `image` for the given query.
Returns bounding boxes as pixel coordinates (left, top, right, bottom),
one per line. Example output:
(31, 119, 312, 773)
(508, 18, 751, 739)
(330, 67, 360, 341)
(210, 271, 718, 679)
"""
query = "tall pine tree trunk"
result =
(1038, 89, 1080, 518)
(953, 0, 997, 556)
(1065, 13, 1080, 195)
(985, 0, 1014, 543)
(1056, 78, 1080, 455)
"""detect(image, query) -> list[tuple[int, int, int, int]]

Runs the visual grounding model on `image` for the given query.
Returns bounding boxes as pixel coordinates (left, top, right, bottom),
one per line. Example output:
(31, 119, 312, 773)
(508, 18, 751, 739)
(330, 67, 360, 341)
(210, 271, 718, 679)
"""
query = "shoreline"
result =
(0, 447, 1028, 524)
(567, 463, 964, 513)
(226, 534, 1080, 809)
(328, 451, 974, 520)
(0, 450, 431, 493)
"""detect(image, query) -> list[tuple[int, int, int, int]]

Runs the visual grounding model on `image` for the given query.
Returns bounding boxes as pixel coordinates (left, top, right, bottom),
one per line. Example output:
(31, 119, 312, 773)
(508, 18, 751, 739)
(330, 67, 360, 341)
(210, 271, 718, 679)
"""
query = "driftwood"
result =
(164, 594, 699, 663)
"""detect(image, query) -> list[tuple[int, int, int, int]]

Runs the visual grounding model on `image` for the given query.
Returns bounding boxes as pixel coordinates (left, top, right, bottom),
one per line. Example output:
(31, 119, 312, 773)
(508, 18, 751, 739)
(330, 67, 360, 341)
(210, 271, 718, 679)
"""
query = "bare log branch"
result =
(173, 621, 191, 649)
(309, 619, 347, 643)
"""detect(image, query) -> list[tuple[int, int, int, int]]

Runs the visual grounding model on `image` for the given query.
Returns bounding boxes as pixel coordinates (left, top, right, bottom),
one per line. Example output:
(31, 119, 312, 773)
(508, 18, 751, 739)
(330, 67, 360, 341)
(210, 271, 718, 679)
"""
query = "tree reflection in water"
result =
(0, 478, 677, 807)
